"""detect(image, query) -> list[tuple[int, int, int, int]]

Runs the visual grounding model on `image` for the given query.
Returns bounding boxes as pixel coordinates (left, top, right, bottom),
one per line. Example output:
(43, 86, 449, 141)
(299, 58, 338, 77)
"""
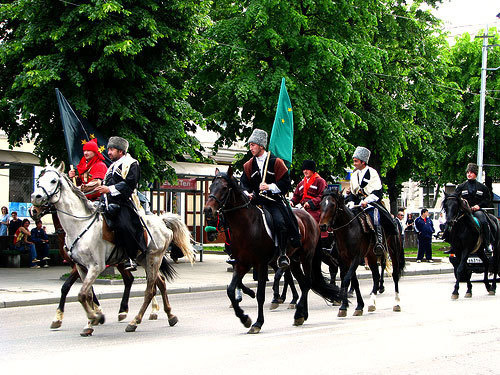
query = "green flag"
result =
(268, 78, 293, 167)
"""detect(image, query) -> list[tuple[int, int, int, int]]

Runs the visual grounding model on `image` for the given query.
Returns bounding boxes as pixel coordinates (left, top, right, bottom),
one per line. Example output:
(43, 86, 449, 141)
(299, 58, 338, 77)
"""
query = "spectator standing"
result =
(8, 211, 22, 236)
(405, 214, 414, 232)
(31, 220, 50, 268)
(0, 206, 9, 236)
(414, 208, 435, 263)
(396, 209, 405, 246)
(13, 219, 40, 268)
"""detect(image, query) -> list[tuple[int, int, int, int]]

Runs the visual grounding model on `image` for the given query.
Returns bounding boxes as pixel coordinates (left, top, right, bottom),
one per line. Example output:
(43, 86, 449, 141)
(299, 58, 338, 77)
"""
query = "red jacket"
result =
(291, 173, 327, 222)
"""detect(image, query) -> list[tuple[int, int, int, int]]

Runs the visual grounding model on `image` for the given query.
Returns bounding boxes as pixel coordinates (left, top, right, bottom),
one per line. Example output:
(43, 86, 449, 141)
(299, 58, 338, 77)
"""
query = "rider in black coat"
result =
(455, 163, 492, 251)
(96, 136, 147, 271)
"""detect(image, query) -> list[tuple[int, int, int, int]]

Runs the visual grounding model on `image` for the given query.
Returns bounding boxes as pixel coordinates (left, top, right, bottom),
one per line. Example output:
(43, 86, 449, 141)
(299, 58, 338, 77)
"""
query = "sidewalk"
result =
(0, 253, 454, 308)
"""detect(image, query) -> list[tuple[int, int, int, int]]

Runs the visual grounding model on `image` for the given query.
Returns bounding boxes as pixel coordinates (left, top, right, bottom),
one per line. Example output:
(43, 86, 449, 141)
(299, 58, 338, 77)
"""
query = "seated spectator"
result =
(8, 211, 22, 236)
(31, 220, 50, 268)
(13, 219, 40, 268)
(0, 206, 9, 236)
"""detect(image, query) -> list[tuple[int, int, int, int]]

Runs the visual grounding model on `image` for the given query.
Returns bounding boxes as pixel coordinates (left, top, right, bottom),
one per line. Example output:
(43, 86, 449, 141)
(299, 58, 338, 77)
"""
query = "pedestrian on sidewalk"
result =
(8, 211, 22, 236)
(0, 206, 9, 236)
(31, 220, 50, 268)
(414, 208, 434, 263)
(14, 219, 40, 268)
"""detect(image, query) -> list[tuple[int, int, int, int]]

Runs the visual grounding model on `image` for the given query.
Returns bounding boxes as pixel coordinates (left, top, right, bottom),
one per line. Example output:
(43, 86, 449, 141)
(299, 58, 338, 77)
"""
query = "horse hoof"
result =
(149, 313, 158, 321)
(368, 305, 376, 312)
(80, 328, 93, 337)
(125, 324, 137, 332)
(277, 298, 284, 304)
(465, 292, 472, 298)
(353, 309, 363, 316)
(168, 316, 178, 327)
(337, 309, 347, 318)
(332, 300, 341, 306)
(288, 304, 296, 310)
(489, 290, 496, 296)
(379, 286, 385, 294)
(451, 294, 459, 300)
(393, 305, 401, 312)
(118, 313, 127, 322)
(270, 303, 279, 310)
(243, 316, 252, 328)
(294, 317, 305, 326)
(50, 321, 62, 329)
(91, 314, 105, 326)
(248, 326, 261, 334)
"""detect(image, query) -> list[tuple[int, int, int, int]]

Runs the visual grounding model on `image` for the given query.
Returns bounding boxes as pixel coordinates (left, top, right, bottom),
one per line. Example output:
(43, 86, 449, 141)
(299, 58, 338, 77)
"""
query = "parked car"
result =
(448, 251, 496, 275)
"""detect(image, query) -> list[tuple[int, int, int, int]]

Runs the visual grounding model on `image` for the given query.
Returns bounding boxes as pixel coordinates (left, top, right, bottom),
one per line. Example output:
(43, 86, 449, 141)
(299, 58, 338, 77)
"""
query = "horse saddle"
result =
(256, 206, 277, 245)
(102, 215, 149, 247)
(351, 208, 374, 234)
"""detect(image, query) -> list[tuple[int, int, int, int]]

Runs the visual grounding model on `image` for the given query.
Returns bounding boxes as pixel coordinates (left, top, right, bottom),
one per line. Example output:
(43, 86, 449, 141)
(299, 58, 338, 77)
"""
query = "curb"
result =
(0, 268, 454, 309)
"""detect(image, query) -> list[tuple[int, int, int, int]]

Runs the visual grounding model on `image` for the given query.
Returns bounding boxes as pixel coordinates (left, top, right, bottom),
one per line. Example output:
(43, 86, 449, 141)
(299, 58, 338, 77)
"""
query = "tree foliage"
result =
(0, 0, 210, 184)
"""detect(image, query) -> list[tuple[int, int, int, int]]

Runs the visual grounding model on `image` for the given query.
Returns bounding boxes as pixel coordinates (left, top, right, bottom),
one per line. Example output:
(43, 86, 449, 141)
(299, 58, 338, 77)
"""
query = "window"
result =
(9, 164, 34, 203)
(422, 185, 435, 208)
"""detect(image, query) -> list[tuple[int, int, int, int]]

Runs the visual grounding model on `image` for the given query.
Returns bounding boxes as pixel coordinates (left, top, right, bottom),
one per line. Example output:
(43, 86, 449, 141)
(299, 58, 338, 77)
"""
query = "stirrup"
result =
(278, 255, 290, 269)
(124, 259, 137, 272)
(373, 243, 385, 257)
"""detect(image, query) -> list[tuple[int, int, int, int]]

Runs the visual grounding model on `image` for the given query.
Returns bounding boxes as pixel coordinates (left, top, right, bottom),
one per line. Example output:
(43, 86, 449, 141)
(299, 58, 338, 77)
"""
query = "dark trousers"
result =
(417, 235, 432, 260)
(35, 243, 49, 265)
(112, 205, 147, 259)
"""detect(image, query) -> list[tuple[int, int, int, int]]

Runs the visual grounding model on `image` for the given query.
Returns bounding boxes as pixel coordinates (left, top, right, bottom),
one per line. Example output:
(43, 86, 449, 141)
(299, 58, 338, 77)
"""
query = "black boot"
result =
(373, 225, 385, 257)
(277, 232, 290, 269)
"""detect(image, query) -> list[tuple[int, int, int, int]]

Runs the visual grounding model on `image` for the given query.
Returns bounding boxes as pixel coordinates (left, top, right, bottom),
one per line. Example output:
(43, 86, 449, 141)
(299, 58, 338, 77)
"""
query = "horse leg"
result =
(392, 263, 402, 312)
(477, 251, 492, 294)
(238, 281, 255, 299)
(285, 269, 299, 309)
(76, 265, 105, 336)
(270, 266, 284, 310)
(351, 274, 364, 316)
(465, 275, 473, 298)
(116, 264, 134, 321)
(368, 262, 381, 312)
(339, 257, 360, 317)
(289, 260, 309, 326)
(248, 264, 268, 334)
(126, 255, 161, 332)
(227, 264, 252, 329)
(378, 256, 386, 294)
(154, 273, 178, 326)
(51, 267, 79, 329)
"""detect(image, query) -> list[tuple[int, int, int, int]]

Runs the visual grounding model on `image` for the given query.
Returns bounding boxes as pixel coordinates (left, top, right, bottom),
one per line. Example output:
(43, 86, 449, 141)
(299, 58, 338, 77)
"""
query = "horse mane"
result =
(59, 171, 98, 213)
(443, 193, 472, 215)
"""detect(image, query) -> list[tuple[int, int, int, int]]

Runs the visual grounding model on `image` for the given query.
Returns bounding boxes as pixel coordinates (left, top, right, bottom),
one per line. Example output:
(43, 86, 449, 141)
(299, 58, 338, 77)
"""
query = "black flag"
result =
(55, 88, 111, 167)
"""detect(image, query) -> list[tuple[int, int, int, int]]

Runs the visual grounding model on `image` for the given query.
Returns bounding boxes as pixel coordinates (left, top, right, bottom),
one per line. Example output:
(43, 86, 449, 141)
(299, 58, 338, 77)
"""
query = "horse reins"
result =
(322, 195, 367, 232)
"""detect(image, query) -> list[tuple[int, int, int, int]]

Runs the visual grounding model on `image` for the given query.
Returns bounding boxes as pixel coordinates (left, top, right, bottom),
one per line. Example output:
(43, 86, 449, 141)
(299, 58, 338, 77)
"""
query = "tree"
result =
(441, 29, 500, 184)
(0, 0, 210, 184)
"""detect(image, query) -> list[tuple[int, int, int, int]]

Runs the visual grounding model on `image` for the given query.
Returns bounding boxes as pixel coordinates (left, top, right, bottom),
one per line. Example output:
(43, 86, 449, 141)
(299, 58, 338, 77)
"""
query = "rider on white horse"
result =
(95, 136, 146, 271)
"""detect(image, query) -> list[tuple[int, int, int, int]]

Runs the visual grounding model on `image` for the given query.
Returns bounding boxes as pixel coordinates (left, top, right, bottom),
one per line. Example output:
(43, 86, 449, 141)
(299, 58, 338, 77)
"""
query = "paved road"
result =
(2, 273, 500, 374)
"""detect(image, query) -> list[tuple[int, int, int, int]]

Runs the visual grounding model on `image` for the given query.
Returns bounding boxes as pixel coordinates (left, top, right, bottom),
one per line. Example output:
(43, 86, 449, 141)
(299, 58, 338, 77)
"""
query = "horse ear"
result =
(57, 161, 65, 174)
(214, 167, 220, 176)
(227, 165, 233, 178)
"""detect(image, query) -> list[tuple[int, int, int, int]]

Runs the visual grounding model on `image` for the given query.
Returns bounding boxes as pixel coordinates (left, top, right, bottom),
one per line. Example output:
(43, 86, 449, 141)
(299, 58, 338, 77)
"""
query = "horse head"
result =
(319, 187, 343, 232)
(203, 166, 240, 241)
(31, 163, 66, 207)
(442, 192, 468, 229)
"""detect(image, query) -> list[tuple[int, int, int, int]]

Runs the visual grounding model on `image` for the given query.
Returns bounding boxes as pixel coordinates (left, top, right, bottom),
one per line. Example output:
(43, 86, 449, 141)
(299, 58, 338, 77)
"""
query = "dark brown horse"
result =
(442, 193, 500, 299)
(319, 189, 405, 315)
(203, 168, 342, 334)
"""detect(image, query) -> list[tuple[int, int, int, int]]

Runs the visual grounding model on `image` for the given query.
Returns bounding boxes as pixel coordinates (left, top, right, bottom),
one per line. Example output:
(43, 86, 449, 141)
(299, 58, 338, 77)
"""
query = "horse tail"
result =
(388, 234, 405, 282)
(311, 242, 344, 303)
(159, 255, 178, 282)
(161, 212, 195, 264)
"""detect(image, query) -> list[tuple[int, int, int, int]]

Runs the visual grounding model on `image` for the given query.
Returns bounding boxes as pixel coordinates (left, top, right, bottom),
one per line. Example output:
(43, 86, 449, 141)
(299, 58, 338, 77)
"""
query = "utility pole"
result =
(476, 27, 489, 183)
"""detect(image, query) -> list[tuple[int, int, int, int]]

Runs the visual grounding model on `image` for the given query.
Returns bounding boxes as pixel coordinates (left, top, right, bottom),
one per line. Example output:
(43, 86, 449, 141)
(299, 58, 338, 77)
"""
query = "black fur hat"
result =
(466, 163, 479, 175)
(301, 160, 316, 172)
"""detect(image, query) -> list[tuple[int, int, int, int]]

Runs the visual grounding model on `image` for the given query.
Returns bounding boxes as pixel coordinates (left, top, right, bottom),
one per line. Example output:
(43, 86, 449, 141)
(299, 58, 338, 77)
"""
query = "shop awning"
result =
(0, 150, 40, 166)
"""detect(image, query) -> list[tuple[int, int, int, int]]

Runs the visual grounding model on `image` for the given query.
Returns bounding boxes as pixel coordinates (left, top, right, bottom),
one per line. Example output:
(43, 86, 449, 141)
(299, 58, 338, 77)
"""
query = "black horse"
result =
(204, 168, 343, 333)
(319, 189, 405, 315)
(442, 193, 500, 299)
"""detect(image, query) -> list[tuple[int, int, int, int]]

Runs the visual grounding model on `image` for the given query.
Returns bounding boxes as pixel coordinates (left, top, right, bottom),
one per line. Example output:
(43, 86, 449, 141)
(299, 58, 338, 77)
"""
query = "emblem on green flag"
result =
(268, 78, 293, 167)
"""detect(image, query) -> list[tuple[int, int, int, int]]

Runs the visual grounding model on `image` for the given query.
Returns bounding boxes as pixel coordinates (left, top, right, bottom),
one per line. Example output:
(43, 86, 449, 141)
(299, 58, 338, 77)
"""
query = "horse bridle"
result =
(36, 169, 62, 204)
(445, 195, 467, 228)
(208, 174, 250, 214)
(321, 192, 366, 232)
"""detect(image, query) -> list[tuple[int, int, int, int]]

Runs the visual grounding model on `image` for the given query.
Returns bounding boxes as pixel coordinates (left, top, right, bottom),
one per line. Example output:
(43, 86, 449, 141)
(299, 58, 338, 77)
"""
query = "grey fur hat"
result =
(352, 146, 371, 163)
(248, 129, 268, 148)
(107, 136, 129, 153)
(466, 163, 479, 175)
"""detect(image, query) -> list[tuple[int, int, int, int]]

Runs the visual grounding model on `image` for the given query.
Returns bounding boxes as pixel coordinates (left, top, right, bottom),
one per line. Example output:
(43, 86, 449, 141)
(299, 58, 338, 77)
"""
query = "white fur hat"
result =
(107, 136, 129, 153)
(248, 129, 268, 148)
(353, 146, 370, 163)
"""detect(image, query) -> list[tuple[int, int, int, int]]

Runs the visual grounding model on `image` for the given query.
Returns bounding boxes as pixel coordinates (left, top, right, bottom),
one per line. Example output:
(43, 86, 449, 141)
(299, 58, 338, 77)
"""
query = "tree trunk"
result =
(385, 168, 400, 216)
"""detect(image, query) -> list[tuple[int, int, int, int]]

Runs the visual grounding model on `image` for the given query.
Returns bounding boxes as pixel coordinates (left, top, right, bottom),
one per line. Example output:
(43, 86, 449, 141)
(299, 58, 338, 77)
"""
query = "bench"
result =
(0, 235, 62, 267)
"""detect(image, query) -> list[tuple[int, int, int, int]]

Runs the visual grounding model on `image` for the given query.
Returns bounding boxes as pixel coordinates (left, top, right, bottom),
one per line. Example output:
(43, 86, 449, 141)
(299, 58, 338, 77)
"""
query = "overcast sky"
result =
(431, 0, 500, 41)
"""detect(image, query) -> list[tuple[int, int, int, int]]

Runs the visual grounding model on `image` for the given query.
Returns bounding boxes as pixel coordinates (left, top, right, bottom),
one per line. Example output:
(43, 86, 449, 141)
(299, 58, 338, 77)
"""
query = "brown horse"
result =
(319, 189, 405, 315)
(203, 168, 342, 334)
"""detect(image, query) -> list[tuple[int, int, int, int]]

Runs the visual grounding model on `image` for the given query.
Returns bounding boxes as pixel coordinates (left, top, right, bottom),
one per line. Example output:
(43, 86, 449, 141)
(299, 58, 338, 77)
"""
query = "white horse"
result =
(31, 164, 194, 336)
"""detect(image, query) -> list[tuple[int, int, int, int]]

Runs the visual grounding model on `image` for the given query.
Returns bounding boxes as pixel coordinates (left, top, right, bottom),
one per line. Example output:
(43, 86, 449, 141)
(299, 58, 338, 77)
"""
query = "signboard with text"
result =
(160, 178, 197, 191)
